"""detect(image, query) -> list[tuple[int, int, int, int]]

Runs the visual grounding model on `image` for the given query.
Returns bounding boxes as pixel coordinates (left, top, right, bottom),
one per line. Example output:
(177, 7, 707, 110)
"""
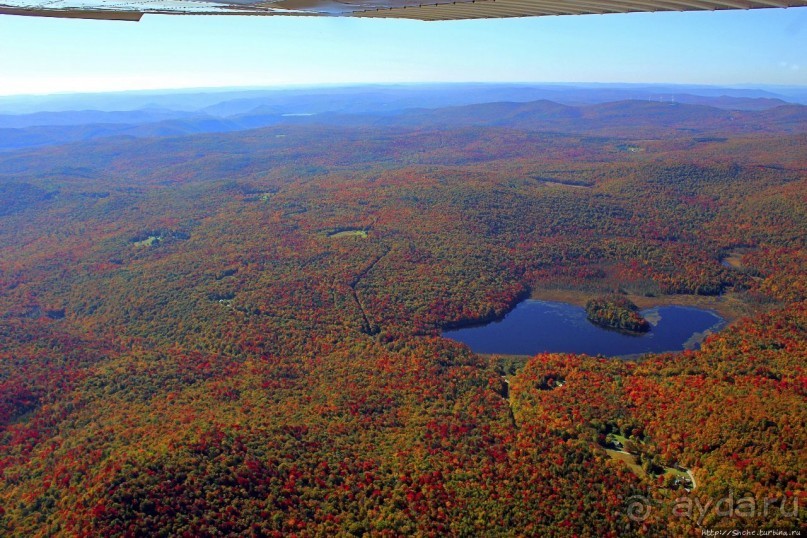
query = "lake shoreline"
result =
(439, 285, 743, 337)
(528, 287, 757, 323)
(444, 297, 727, 358)
(439, 287, 531, 332)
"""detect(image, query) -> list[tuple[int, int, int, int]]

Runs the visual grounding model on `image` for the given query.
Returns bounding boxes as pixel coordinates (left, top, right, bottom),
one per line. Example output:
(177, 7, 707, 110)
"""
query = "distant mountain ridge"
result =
(310, 99, 807, 138)
(0, 96, 804, 152)
(0, 108, 199, 129)
(1, 82, 802, 115)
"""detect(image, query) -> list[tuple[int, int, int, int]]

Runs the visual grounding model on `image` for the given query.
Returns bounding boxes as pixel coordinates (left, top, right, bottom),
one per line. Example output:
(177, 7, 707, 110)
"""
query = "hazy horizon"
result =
(2, 81, 806, 117)
(3, 80, 807, 99)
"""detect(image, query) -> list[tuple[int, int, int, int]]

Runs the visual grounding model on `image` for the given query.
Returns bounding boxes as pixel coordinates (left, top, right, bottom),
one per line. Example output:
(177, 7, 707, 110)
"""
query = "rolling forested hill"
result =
(0, 90, 804, 536)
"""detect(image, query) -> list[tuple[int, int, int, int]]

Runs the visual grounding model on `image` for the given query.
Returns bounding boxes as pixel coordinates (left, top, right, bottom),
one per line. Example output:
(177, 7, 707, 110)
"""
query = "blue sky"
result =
(0, 7, 805, 95)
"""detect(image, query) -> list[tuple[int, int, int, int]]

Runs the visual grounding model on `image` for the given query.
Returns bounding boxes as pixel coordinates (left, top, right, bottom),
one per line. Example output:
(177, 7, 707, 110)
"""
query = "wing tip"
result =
(0, 6, 143, 20)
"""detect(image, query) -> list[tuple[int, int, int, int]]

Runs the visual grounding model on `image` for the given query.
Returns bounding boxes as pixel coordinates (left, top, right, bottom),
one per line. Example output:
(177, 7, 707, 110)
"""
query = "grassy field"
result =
(132, 235, 161, 247)
(605, 449, 646, 477)
(327, 229, 368, 239)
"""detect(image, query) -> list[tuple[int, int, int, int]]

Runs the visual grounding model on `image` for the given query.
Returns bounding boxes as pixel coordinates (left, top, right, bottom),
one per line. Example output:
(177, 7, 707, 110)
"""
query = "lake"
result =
(444, 300, 726, 358)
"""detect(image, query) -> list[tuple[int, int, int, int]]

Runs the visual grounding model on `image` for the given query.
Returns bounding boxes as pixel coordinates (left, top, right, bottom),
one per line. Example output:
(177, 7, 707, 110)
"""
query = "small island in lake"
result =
(585, 295, 650, 333)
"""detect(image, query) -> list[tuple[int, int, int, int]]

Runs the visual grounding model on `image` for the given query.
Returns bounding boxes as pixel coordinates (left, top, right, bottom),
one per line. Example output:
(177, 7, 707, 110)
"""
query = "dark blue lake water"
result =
(444, 300, 726, 357)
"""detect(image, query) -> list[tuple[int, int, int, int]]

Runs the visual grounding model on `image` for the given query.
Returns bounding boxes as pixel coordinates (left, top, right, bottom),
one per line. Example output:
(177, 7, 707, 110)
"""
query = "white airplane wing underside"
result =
(0, 0, 804, 21)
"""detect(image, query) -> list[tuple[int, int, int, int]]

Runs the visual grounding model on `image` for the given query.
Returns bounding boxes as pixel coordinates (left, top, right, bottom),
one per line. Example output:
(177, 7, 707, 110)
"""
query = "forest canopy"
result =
(0, 94, 804, 536)
(586, 295, 650, 333)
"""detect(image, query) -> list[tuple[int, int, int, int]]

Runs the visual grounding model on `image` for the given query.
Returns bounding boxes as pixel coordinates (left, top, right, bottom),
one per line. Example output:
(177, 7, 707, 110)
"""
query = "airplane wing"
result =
(0, 0, 804, 21)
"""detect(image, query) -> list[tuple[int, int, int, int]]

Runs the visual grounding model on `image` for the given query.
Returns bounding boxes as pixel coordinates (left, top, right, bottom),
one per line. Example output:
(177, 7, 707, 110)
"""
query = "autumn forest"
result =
(0, 86, 804, 536)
